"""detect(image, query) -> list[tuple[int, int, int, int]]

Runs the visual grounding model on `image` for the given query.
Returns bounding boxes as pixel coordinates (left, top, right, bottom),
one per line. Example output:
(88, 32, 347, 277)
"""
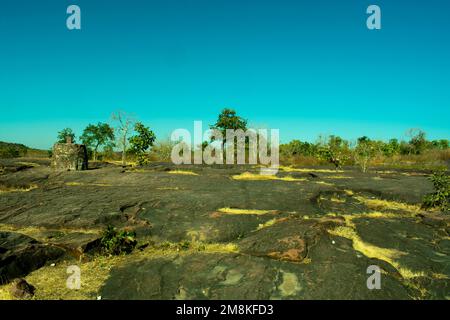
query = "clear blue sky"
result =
(0, 0, 449, 149)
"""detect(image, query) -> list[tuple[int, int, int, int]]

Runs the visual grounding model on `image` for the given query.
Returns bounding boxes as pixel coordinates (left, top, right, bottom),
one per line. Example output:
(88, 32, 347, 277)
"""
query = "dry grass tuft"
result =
(218, 207, 278, 215)
(232, 172, 306, 182)
(0, 184, 38, 194)
(167, 170, 198, 176)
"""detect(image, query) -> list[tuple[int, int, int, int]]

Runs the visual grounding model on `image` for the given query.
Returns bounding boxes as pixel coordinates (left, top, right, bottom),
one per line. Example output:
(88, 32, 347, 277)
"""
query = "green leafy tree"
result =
(431, 139, 449, 150)
(407, 129, 428, 155)
(129, 122, 156, 165)
(281, 140, 317, 157)
(317, 135, 350, 169)
(210, 108, 247, 143)
(422, 170, 449, 212)
(382, 138, 400, 157)
(57, 128, 76, 143)
(210, 109, 248, 163)
(80, 123, 115, 161)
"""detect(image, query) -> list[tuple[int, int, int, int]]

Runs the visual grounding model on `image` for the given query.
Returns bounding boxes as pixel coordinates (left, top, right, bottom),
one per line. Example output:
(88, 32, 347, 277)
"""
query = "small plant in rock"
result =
(128, 122, 156, 166)
(422, 170, 449, 212)
(176, 240, 191, 251)
(100, 226, 137, 255)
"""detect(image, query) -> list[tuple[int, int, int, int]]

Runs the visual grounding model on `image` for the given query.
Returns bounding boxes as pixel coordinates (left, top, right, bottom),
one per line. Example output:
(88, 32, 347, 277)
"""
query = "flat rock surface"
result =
(0, 158, 448, 299)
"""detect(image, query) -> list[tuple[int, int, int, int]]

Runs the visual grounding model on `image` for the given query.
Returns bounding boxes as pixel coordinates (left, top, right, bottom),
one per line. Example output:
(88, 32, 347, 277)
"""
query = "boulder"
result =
(9, 278, 35, 299)
(51, 139, 88, 171)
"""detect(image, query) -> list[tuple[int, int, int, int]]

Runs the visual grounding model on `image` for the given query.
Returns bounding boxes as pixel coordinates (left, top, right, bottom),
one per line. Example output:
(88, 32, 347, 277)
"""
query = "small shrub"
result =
(100, 226, 137, 255)
(176, 240, 191, 251)
(422, 170, 449, 212)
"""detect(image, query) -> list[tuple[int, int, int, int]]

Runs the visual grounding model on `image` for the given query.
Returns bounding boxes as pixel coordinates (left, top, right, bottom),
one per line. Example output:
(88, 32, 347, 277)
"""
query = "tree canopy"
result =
(80, 122, 115, 161)
(57, 128, 76, 144)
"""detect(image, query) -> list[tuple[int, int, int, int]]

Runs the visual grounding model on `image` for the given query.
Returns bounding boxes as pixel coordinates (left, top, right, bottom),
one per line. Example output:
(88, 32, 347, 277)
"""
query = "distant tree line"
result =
(55, 111, 156, 165)
(280, 129, 449, 171)
(0, 141, 28, 158)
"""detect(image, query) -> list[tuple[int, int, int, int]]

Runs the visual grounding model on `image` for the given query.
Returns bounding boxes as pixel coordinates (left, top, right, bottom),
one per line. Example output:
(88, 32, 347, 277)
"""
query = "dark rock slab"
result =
(0, 232, 65, 284)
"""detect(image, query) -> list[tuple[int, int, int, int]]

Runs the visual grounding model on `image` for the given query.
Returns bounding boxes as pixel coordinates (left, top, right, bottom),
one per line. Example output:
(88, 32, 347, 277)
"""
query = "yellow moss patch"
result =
(0, 240, 239, 300)
(167, 170, 198, 176)
(0, 223, 101, 241)
(65, 182, 112, 187)
(432, 273, 449, 280)
(202, 243, 239, 253)
(0, 184, 38, 193)
(344, 189, 354, 196)
(257, 218, 279, 230)
(0, 288, 12, 300)
(329, 226, 404, 260)
(355, 196, 422, 213)
(330, 197, 346, 203)
(314, 181, 334, 186)
(327, 218, 427, 282)
(279, 166, 344, 173)
(232, 172, 306, 182)
(325, 175, 353, 179)
(218, 207, 278, 215)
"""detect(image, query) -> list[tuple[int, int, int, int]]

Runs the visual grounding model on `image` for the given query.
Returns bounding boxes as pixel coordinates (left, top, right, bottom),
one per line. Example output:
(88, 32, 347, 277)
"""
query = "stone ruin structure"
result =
(51, 136, 88, 171)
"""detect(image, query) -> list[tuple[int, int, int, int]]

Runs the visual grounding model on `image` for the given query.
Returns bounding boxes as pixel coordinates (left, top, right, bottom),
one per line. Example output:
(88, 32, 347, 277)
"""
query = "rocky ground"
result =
(0, 158, 449, 300)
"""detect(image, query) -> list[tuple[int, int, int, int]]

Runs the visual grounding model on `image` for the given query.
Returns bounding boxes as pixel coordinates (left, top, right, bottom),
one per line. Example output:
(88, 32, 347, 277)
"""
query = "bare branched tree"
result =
(111, 110, 136, 165)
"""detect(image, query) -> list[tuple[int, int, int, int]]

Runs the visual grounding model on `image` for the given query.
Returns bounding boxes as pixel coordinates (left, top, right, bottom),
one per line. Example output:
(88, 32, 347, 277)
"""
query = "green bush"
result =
(100, 226, 137, 255)
(0, 142, 28, 158)
(422, 170, 449, 212)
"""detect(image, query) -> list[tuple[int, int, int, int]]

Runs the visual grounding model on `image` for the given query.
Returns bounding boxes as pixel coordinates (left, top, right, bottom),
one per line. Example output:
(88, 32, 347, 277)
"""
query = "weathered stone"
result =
(9, 278, 35, 299)
(0, 232, 65, 284)
(51, 142, 88, 171)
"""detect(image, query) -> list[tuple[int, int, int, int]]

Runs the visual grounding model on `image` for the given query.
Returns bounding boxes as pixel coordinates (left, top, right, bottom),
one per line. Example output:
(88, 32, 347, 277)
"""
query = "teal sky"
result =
(0, 0, 449, 149)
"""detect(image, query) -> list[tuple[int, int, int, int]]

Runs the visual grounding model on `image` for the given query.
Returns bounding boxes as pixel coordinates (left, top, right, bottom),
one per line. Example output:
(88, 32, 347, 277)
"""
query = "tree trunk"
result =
(121, 135, 127, 165)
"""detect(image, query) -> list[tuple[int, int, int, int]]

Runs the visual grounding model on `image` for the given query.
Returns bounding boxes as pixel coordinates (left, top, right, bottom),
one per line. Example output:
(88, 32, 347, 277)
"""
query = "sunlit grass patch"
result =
(344, 189, 354, 196)
(330, 197, 346, 203)
(324, 175, 353, 179)
(0, 184, 38, 193)
(0, 287, 12, 300)
(431, 273, 449, 280)
(218, 207, 278, 215)
(167, 170, 198, 176)
(355, 196, 422, 213)
(256, 217, 288, 230)
(231, 172, 306, 182)
(0, 240, 239, 300)
(65, 182, 112, 187)
(0, 223, 101, 241)
(327, 214, 429, 290)
(279, 166, 344, 173)
(327, 225, 425, 281)
(201, 243, 239, 253)
(232, 172, 278, 181)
